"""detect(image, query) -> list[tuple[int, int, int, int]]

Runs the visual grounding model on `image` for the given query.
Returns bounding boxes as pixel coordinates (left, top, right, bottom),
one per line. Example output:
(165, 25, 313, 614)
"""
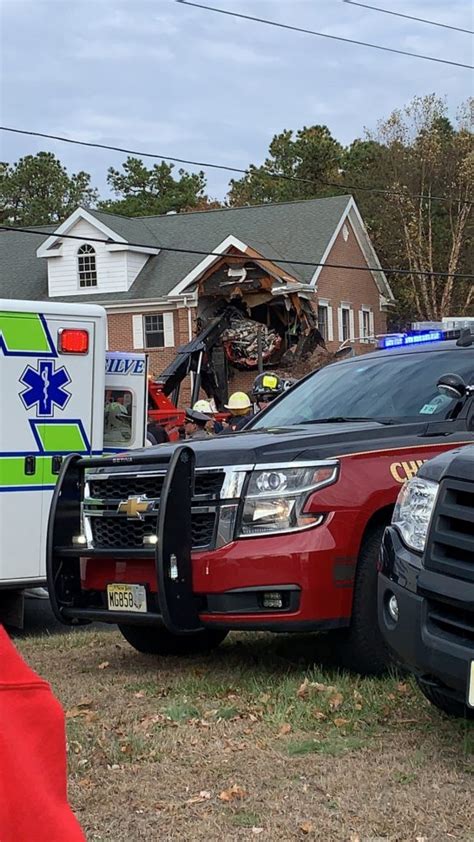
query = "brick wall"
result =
(107, 309, 194, 406)
(316, 219, 387, 352)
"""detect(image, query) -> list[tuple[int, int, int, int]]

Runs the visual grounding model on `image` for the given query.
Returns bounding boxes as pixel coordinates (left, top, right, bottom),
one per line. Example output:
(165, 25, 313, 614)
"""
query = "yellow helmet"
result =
(225, 391, 251, 410)
(193, 399, 213, 414)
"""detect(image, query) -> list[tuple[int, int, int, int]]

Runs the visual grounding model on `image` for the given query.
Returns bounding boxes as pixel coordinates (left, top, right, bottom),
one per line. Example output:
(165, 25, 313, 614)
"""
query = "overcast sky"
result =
(1, 0, 472, 202)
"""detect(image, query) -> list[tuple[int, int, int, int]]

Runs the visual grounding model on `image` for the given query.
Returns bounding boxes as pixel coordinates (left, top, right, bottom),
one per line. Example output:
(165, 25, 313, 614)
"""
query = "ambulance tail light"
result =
(59, 329, 89, 354)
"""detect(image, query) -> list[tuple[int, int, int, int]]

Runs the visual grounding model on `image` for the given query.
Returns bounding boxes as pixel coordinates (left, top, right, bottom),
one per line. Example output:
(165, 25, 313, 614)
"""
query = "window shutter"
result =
(349, 309, 355, 341)
(163, 312, 175, 347)
(359, 310, 364, 341)
(132, 315, 144, 349)
(327, 306, 334, 342)
(337, 307, 343, 342)
(369, 311, 375, 342)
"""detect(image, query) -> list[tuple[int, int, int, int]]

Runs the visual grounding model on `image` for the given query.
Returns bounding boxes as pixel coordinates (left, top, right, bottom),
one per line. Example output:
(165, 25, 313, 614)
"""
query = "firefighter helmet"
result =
(225, 392, 252, 410)
(252, 372, 284, 401)
(193, 399, 213, 414)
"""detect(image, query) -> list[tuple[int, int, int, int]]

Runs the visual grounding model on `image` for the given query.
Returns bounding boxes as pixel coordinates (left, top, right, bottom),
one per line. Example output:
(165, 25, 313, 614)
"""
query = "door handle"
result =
(52, 455, 63, 475)
(24, 455, 36, 475)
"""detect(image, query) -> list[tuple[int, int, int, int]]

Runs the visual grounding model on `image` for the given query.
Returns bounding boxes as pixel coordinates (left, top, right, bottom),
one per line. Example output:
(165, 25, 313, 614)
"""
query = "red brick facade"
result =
(317, 219, 386, 351)
(105, 218, 387, 408)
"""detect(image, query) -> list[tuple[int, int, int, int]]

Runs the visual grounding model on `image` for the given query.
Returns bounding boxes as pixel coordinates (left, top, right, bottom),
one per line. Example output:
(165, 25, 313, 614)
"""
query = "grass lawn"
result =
(17, 630, 473, 842)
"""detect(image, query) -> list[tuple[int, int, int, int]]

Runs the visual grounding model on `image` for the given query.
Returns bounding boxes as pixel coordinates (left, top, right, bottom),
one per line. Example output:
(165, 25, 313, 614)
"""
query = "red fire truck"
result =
(47, 327, 474, 674)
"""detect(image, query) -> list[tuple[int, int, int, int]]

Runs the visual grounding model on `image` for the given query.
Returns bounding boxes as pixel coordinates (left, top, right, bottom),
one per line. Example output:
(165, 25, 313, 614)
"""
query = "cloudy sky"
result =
(1, 0, 472, 202)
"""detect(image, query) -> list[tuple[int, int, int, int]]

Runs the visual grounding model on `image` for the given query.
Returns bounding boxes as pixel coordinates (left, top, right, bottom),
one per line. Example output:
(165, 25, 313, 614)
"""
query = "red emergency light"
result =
(58, 329, 89, 354)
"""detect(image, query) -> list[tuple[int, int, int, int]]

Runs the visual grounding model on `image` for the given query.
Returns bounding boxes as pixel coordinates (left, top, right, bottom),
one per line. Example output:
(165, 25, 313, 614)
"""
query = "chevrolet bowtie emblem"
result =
(118, 495, 154, 520)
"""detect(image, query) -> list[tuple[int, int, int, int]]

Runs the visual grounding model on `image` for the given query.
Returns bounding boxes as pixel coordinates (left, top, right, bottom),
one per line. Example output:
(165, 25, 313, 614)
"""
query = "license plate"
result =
(107, 584, 147, 613)
(468, 661, 474, 709)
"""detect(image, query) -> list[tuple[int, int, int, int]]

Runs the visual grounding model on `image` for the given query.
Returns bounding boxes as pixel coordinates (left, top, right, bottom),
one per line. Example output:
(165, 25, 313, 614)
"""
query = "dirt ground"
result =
(17, 629, 473, 842)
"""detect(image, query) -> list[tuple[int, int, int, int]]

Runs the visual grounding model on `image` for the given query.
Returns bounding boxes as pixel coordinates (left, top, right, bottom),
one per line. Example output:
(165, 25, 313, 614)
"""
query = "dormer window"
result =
(78, 244, 97, 288)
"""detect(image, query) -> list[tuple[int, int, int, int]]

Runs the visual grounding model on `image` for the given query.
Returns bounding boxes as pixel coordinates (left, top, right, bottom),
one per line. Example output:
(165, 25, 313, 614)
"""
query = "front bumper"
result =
(378, 526, 474, 707)
(47, 450, 352, 634)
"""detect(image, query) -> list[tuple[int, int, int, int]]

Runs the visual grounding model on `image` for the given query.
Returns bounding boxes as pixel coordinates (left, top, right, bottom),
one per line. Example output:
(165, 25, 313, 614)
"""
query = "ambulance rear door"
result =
(104, 352, 148, 451)
(0, 301, 106, 586)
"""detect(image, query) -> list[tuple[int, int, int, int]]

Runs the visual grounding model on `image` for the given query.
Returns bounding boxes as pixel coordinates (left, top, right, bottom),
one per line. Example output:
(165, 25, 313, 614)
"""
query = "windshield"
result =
(252, 349, 474, 428)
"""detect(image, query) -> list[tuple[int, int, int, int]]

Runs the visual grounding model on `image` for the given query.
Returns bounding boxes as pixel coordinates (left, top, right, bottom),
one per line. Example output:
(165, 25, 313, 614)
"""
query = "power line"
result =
(1, 224, 473, 280)
(2, 126, 471, 205)
(176, 0, 474, 69)
(342, 1, 474, 35)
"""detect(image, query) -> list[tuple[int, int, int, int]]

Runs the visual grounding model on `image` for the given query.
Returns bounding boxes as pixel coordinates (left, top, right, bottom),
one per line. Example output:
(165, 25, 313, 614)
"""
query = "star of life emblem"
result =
(20, 360, 72, 417)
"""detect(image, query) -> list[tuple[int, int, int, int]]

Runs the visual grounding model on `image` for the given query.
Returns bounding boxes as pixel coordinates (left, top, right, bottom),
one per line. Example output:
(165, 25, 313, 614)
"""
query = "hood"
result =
(99, 420, 428, 473)
(418, 444, 474, 484)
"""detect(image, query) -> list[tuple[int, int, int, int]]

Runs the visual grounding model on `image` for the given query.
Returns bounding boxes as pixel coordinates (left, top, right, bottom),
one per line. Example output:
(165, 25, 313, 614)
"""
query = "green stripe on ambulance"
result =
(0, 311, 52, 353)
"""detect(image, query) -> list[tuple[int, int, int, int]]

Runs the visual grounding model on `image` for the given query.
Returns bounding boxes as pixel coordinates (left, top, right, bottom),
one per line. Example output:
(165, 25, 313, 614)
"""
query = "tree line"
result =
(1, 94, 472, 324)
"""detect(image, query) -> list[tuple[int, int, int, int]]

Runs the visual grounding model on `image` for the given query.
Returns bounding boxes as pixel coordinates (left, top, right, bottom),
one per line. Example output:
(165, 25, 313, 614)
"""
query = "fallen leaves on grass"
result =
(98, 661, 110, 670)
(299, 821, 315, 834)
(329, 693, 343, 711)
(297, 679, 338, 699)
(66, 699, 96, 721)
(279, 723, 292, 736)
(333, 718, 350, 728)
(185, 791, 212, 805)
(219, 784, 247, 802)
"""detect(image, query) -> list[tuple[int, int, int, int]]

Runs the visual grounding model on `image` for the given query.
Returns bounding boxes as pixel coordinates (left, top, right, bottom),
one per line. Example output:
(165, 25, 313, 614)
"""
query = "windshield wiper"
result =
(305, 416, 394, 425)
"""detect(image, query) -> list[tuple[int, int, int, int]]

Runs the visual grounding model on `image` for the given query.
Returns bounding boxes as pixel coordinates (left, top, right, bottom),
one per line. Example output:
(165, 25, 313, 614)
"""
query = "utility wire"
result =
(1, 225, 473, 280)
(342, 1, 474, 35)
(2, 126, 471, 205)
(176, 0, 474, 69)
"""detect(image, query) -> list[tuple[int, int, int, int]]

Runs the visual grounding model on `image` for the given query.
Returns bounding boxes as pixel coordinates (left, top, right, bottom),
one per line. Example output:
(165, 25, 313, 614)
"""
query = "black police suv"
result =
(379, 441, 474, 719)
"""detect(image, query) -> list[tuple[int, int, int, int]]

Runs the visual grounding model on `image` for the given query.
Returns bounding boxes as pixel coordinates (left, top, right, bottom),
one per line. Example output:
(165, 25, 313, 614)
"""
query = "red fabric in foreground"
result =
(0, 626, 85, 842)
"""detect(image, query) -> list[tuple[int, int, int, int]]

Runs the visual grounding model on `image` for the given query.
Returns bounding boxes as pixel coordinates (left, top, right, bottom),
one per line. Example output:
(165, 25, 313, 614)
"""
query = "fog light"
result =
(143, 534, 158, 546)
(387, 593, 399, 623)
(72, 534, 87, 546)
(262, 591, 283, 609)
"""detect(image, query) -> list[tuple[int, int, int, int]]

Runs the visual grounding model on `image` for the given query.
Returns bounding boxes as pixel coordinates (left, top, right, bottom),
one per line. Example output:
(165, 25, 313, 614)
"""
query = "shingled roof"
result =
(0, 195, 383, 303)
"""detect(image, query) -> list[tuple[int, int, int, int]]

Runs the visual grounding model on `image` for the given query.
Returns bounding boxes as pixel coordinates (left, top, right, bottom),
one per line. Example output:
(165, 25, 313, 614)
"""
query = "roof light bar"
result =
(379, 330, 444, 349)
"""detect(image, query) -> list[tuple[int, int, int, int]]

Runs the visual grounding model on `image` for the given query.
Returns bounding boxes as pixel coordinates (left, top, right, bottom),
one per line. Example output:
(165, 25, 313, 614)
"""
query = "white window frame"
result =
(77, 243, 97, 288)
(318, 299, 333, 342)
(133, 312, 175, 350)
(338, 304, 353, 343)
(144, 313, 165, 348)
(359, 307, 371, 343)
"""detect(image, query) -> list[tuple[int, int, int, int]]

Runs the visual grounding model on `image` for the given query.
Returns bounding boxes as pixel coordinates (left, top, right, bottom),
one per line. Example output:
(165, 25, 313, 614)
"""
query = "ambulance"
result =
(0, 299, 147, 625)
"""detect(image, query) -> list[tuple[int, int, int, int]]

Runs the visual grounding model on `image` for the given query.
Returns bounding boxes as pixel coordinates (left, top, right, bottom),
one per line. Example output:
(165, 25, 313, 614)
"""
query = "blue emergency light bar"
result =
(379, 330, 444, 349)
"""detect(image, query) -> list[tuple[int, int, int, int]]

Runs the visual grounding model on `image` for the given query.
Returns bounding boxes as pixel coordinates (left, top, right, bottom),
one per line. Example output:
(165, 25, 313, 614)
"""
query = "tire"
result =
(417, 679, 474, 720)
(337, 524, 393, 676)
(118, 623, 228, 656)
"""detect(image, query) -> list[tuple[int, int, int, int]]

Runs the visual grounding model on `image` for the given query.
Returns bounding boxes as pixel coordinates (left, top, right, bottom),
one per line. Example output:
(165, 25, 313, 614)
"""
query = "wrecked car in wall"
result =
(195, 251, 325, 375)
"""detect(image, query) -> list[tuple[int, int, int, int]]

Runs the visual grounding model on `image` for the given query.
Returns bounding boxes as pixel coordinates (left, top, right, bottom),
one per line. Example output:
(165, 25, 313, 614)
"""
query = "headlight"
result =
(392, 477, 439, 552)
(237, 462, 338, 537)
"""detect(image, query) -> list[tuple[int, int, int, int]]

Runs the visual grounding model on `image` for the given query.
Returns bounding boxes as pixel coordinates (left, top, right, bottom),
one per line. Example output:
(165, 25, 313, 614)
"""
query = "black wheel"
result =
(337, 524, 393, 676)
(417, 679, 474, 720)
(118, 623, 228, 656)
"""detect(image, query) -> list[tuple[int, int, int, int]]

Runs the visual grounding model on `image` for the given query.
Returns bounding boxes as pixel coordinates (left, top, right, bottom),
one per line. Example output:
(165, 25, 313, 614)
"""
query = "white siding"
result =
(126, 251, 148, 290)
(46, 218, 135, 298)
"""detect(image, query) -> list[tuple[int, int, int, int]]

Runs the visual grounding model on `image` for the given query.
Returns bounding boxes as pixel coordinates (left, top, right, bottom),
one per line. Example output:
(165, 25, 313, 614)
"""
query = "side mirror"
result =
(437, 373, 467, 400)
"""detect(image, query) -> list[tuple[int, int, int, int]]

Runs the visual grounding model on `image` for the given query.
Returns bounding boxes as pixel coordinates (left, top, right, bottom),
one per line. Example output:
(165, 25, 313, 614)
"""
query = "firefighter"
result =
(184, 408, 213, 440)
(252, 372, 284, 412)
(193, 399, 223, 434)
(224, 392, 253, 431)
